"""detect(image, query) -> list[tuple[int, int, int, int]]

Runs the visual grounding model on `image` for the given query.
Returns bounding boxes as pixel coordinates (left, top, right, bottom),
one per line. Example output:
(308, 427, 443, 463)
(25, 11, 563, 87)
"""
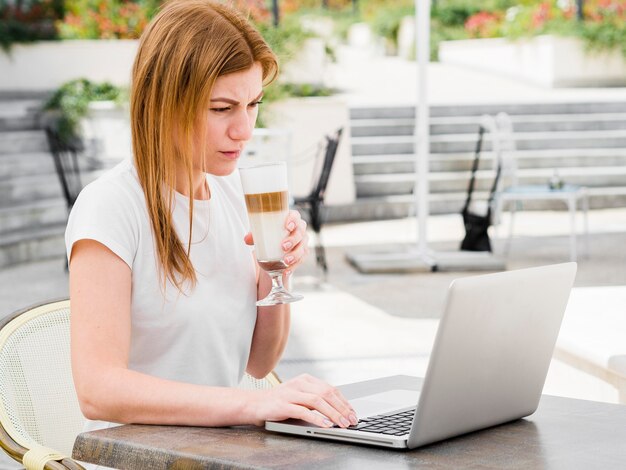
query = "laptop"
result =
(266, 262, 577, 449)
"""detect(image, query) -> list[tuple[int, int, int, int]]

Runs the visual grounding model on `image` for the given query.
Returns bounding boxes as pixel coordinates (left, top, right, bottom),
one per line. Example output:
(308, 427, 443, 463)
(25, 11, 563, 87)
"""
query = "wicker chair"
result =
(0, 300, 279, 470)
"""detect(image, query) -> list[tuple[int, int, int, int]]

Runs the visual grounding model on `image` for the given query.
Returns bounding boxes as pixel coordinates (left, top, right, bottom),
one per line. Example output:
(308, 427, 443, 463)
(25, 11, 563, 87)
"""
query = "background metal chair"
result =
(44, 127, 84, 213)
(0, 299, 280, 470)
(490, 112, 589, 261)
(293, 127, 343, 279)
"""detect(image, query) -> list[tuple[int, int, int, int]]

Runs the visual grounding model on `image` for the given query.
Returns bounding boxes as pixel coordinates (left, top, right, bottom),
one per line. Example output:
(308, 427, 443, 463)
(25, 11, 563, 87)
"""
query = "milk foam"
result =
(248, 211, 288, 261)
(239, 162, 288, 194)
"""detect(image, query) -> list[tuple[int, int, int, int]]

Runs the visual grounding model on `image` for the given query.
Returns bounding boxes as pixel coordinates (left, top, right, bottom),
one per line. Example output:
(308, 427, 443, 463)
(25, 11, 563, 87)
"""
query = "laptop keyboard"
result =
(343, 408, 416, 436)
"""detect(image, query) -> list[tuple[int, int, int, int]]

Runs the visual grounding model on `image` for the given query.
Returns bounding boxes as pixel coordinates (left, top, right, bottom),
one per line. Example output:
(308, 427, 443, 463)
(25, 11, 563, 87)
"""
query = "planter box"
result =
(0, 40, 138, 92)
(439, 35, 626, 88)
(82, 101, 132, 163)
(243, 96, 355, 206)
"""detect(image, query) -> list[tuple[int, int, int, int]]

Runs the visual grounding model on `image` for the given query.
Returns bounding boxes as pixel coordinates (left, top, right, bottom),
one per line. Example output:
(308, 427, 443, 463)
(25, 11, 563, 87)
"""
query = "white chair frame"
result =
(488, 113, 590, 262)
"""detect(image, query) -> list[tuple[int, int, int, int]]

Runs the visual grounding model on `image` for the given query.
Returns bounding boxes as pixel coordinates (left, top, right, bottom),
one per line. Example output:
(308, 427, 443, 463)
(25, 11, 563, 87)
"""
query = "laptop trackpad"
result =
(351, 390, 418, 418)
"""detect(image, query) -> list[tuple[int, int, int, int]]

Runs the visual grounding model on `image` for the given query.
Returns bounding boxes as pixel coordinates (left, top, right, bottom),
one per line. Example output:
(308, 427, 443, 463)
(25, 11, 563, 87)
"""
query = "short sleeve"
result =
(65, 177, 140, 269)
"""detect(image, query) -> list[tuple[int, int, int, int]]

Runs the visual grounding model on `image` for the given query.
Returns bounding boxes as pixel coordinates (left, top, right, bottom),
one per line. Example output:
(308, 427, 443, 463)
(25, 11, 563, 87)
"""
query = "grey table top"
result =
(73, 377, 626, 470)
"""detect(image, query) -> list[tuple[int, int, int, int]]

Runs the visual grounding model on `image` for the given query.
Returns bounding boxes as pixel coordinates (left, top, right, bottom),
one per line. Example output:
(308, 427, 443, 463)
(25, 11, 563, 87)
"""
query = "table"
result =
(73, 376, 626, 469)
(496, 184, 589, 262)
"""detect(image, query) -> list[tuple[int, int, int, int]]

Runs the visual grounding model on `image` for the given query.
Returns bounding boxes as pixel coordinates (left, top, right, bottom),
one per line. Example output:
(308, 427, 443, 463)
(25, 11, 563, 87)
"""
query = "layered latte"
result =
(239, 163, 289, 271)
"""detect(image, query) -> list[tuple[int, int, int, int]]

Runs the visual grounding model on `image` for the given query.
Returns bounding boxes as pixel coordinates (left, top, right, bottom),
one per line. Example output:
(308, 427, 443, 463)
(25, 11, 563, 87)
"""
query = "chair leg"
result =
(567, 196, 577, 262)
(309, 205, 328, 281)
(504, 201, 517, 256)
(314, 231, 328, 280)
(582, 190, 590, 259)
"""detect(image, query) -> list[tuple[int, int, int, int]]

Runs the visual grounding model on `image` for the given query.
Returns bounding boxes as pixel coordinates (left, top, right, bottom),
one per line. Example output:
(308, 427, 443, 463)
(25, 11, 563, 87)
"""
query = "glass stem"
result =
(268, 270, 286, 293)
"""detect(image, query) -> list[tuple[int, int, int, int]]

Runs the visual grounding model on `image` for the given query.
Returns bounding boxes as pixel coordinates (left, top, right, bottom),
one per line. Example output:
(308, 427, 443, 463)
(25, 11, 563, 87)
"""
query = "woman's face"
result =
(194, 62, 264, 177)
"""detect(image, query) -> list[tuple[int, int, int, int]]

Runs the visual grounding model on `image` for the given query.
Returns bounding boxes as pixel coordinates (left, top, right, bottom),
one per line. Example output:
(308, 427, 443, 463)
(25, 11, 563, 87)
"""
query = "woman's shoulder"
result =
(78, 159, 144, 209)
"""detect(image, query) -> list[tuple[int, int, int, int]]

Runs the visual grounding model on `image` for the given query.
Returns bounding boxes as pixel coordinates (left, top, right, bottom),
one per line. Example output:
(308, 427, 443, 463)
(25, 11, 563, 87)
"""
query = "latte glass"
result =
(239, 162, 303, 306)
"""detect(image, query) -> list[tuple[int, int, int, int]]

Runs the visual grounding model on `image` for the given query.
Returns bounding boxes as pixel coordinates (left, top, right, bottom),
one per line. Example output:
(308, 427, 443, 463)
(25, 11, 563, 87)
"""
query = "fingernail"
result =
(287, 222, 296, 231)
(282, 241, 292, 251)
(349, 413, 358, 426)
(285, 255, 294, 265)
(323, 419, 333, 427)
(340, 417, 350, 428)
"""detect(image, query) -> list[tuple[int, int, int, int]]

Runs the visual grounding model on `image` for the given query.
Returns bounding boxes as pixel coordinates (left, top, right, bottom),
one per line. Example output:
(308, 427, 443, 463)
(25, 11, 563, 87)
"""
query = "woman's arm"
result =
(71, 238, 356, 428)
(245, 211, 308, 378)
(70, 239, 252, 425)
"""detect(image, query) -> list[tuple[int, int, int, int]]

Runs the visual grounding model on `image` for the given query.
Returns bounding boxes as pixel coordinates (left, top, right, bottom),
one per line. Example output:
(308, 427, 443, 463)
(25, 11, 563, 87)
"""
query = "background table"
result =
(73, 377, 626, 470)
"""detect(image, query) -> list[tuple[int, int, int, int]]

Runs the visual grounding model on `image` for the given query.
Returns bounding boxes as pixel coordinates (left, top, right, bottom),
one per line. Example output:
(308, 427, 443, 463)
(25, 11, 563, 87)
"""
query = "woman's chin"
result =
(205, 160, 239, 177)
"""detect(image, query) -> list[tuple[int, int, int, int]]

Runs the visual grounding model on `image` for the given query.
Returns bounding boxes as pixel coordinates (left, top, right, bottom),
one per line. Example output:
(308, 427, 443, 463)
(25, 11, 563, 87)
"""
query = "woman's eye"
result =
(249, 100, 263, 108)
(210, 107, 230, 113)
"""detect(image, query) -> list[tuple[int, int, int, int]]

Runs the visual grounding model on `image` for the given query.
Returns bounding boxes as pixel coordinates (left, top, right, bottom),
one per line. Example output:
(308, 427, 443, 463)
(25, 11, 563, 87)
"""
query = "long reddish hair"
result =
(130, 0, 278, 291)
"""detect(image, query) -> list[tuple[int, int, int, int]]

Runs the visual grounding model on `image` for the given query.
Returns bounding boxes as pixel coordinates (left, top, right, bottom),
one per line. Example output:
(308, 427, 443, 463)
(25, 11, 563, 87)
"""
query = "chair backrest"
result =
(309, 127, 343, 201)
(0, 300, 85, 458)
(45, 128, 84, 211)
(238, 371, 281, 390)
(493, 112, 519, 188)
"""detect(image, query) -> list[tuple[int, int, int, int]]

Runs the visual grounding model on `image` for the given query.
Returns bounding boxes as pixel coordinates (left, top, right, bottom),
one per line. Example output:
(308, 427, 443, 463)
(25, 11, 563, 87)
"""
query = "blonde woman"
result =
(66, 0, 357, 444)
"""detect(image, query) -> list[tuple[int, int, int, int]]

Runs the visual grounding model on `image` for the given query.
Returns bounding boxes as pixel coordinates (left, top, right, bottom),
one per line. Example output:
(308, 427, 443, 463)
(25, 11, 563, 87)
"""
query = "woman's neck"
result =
(174, 168, 211, 200)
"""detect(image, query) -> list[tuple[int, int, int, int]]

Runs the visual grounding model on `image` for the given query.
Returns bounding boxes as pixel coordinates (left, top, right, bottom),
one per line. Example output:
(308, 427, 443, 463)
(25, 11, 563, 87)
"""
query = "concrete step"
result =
(355, 166, 626, 198)
(0, 151, 103, 181)
(0, 172, 63, 207)
(325, 187, 626, 222)
(0, 223, 65, 269)
(0, 169, 105, 208)
(353, 149, 626, 175)
(0, 199, 67, 236)
(0, 100, 42, 131)
(0, 152, 56, 180)
(350, 113, 626, 137)
(0, 129, 48, 154)
(351, 130, 626, 156)
(350, 102, 626, 120)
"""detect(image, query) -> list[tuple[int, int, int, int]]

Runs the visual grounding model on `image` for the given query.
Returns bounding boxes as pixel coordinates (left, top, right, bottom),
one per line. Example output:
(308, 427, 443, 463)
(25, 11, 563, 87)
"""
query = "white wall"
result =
(0, 40, 138, 91)
(439, 35, 626, 88)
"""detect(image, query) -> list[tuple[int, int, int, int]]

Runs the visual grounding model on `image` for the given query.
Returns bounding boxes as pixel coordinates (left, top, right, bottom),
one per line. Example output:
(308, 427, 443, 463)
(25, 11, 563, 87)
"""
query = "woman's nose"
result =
(229, 109, 254, 142)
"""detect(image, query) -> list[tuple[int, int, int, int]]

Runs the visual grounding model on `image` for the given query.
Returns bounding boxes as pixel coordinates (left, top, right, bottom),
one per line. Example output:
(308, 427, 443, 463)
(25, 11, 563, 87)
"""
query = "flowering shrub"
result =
(58, 0, 152, 39)
(580, 0, 626, 55)
(465, 11, 502, 38)
(462, 0, 626, 57)
(230, 0, 271, 24)
(0, 0, 63, 50)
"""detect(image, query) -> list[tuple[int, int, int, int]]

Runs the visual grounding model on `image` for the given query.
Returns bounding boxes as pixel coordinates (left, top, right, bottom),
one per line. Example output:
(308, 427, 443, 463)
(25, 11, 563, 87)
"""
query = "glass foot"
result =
(256, 290, 303, 307)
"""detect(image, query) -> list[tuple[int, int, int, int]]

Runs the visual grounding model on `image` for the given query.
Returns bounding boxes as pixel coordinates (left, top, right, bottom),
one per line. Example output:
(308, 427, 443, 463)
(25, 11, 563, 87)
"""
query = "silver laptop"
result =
(266, 262, 577, 449)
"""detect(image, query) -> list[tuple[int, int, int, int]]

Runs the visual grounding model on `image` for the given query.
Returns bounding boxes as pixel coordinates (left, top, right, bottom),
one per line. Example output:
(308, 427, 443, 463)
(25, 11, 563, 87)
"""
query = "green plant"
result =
(579, 0, 626, 57)
(255, 14, 311, 66)
(44, 78, 124, 142)
(367, 4, 414, 46)
(0, 0, 63, 51)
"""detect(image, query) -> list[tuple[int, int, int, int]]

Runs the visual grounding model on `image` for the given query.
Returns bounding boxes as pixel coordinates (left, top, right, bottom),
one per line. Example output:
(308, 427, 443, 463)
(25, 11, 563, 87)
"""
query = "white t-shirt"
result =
(65, 158, 258, 436)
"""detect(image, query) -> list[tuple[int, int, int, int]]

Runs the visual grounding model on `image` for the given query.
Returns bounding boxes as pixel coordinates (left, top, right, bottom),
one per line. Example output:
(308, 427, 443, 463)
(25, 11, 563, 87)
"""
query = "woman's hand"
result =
(279, 210, 309, 272)
(248, 374, 358, 428)
(244, 210, 309, 273)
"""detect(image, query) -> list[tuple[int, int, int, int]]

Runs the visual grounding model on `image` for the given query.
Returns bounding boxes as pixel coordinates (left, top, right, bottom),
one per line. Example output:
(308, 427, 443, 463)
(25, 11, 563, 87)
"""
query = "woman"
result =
(66, 0, 357, 440)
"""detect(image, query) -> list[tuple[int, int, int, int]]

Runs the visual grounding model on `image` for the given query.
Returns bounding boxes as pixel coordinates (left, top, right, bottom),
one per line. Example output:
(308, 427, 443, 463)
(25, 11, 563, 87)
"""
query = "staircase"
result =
(327, 102, 626, 222)
(0, 98, 106, 268)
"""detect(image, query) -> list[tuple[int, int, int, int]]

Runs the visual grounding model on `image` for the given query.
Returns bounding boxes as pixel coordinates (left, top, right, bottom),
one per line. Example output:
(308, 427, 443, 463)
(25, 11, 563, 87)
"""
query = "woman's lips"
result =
(220, 150, 241, 160)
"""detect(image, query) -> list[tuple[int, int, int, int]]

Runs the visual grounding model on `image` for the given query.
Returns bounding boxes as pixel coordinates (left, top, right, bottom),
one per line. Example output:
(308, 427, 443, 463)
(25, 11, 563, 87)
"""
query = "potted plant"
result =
(44, 78, 130, 163)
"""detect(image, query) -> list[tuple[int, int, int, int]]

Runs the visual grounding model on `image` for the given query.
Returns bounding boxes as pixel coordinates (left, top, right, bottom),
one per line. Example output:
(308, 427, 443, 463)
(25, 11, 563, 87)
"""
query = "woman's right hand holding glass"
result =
(248, 374, 358, 429)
